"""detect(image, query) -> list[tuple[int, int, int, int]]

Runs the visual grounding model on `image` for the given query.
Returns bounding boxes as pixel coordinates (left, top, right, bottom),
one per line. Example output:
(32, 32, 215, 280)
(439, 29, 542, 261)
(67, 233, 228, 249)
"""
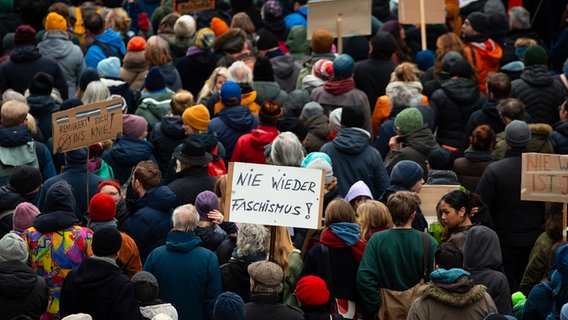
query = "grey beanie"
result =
(505, 120, 531, 147)
(300, 102, 324, 121)
(0, 232, 28, 263)
(441, 51, 463, 74)
(132, 271, 159, 302)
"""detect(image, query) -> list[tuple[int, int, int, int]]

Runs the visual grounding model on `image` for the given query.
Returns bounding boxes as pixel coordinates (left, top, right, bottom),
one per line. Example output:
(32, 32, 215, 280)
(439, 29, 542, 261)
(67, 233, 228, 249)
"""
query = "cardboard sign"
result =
(521, 153, 568, 203)
(225, 162, 324, 229)
(52, 98, 123, 153)
(398, 0, 445, 24)
(418, 184, 461, 219)
(176, 0, 214, 13)
(307, 0, 372, 40)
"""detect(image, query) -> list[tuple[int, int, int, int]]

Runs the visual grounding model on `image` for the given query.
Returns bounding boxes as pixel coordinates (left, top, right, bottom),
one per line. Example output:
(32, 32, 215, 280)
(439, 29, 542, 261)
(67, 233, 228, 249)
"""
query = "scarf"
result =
(320, 223, 366, 262)
(323, 78, 356, 95)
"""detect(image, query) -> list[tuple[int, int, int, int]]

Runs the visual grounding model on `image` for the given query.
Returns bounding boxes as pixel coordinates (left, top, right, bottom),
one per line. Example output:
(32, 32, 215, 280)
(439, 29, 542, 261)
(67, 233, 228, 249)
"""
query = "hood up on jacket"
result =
(33, 180, 79, 232)
(159, 116, 186, 140)
(165, 230, 202, 253)
(441, 78, 480, 106)
(108, 136, 154, 166)
(331, 127, 371, 155)
(218, 106, 258, 131)
(0, 261, 42, 298)
(463, 225, 503, 272)
(73, 257, 122, 290)
(37, 31, 76, 60)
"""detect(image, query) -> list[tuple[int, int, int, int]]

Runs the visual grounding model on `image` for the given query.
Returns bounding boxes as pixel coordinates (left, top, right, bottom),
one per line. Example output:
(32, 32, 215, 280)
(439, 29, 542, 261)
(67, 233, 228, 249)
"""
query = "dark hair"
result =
(497, 98, 525, 121)
(470, 124, 495, 151)
(545, 202, 563, 242)
(435, 242, 463, 269)
(133, 160, 161, 190)
(437, 190, 474, 217)
(83, 11, 104, 35)
(487, 72, 511, 99)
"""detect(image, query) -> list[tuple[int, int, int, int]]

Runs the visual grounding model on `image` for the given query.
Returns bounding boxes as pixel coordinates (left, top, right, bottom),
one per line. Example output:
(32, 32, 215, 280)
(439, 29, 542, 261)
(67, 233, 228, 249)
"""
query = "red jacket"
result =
(231, 125, 279, 164)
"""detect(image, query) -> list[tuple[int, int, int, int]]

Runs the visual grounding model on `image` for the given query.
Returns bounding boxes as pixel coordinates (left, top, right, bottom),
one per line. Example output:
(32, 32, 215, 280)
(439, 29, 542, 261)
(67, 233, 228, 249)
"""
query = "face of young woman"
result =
(439, 200, 466, 228)
(215, 75, 227, 92)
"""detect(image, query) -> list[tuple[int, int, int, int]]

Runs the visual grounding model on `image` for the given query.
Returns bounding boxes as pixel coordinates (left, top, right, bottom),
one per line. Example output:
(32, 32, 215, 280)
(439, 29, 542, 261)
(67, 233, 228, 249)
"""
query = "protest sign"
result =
(176, 0, 214, 13)
(398, 0, 445, 50)
(225, 162, 324, 229)
(521, 153, 568, 203)
(52, 98, 123, 153)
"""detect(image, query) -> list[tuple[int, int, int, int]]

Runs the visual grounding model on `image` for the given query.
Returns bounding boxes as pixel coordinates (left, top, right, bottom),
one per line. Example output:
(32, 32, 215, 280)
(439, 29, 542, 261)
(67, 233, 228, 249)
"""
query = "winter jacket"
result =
(120, 50, 149, 91)
(430, 78, 486, 153)
(511, 65, 565, 125)
(407, 269, 497, 320)
(85, 28, 126, 68)
(221, 253, 266, 303)
(195, 222, 237, 253)
(159, 62, 182, 92)
(463, 225, 513, 315)
(23, 181, 93, 319)
(465, 99, 505, 136)
(519, 232, 554, 297)
(463, 37, 502, 93)
(283, 75, 323, 118)
(284, 6, 308, 28)
(26, 95, 59, 142)
(320, 127, 389, 199)
(60, 257, 143, 319)
(102, 136, 157, 185)
(551, 120, 568, 154)
(167, 166, 217, 207)
(144, 231, 222, 320)
(357, 228, 437, 314)
(270, 53, 302, 93)
(303, 114, 331, 153)
(37, 163, 103, 221)
(286, 25, 311, 61)
(38, 30, 85, 98)
(214, 90, 262, 115)
(245, 294, 304, 320)
(253, 80, 288, 105)
(231, 125, 279, 164)
(89, 223, 142, 279)
(150, 115, 186, 176)
(136, 91, 175, 133)
(284, 250, 303, 306)
(257, 20, 290, 54)
(384, 125, 439, 175)
(0, 260, 48, 319)
(124, 185, 176, 263)
(453, 148, 494, 192)
(0, 45, 69, 100)
(492, 123, 554, 161)
(209, 105, 259, 161)
(101, 77, 138, 114)
(0, 184, 38, 238)
(310, 81, 373, 137)
(175, 47, 222, 98)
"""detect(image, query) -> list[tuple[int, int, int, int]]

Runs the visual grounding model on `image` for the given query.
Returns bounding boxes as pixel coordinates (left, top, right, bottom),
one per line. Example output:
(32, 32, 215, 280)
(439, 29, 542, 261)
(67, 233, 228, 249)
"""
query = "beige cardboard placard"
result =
(307, 0, 372, 40)
(225, 162, 324, 229)
(176, 0, 214, 13)
(418, 184, 461, 219)
(521, 153, 568, 203)
(398, 0, 445, 24)
(52, 98, 123, 154)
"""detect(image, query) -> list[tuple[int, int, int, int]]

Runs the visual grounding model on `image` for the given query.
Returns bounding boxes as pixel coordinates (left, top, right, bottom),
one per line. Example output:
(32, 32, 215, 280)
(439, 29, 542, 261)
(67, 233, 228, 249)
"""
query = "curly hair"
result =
(237, 224, 269, 257)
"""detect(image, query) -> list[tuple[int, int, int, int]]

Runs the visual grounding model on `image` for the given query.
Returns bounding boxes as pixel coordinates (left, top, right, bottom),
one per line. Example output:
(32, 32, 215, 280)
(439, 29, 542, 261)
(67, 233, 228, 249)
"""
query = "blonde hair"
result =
(514, 38, 538, 47)
(107, 7, 131, 33)
(214, 175, 228, 213)
(390, 62, 420, 82)
(357, 200, 392, 241)
(273, 226, 295, 276)
(325, 199, 356, 226)
(197, 67, 228, 103)
(1, 89, 26, 105)
(171, 90, 193, 116)
(26, 114, 37, 135)
(1, 100, 29, 127)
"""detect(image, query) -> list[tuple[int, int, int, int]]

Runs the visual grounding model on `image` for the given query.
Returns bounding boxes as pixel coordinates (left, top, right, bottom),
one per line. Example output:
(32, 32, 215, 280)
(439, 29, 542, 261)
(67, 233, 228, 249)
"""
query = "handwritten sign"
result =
(225, 162, 324, 229)
(521, 153, 568, 202)
(176, 0, 214, 13)
(398, 0, 445, 24)
(307, 0, 372, 40)
(51, 98, 123, 153)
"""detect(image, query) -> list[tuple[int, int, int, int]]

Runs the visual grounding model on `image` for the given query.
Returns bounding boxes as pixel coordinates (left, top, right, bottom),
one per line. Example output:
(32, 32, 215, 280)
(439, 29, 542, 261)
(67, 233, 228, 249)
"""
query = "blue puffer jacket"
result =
(125, 185, 176, 263)
(551, 121, 568, 154)
(102, 136, 157, 185)
(208, 105, 258, 161)
(85, 29, 126, 69)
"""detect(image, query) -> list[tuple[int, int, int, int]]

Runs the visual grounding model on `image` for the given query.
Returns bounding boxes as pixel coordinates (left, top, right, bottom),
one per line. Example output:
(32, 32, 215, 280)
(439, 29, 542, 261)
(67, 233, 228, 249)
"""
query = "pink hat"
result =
(13, 202, 40, 232)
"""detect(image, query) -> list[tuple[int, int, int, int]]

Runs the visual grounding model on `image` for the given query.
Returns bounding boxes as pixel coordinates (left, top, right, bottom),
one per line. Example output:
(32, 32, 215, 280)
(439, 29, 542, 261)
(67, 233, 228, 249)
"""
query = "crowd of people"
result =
(0, 0, 567, 319)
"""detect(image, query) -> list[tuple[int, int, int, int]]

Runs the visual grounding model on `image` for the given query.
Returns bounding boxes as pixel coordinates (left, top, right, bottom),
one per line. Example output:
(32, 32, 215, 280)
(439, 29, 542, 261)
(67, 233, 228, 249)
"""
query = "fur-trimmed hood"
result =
(529, 123, 553, 138)
(418, 278, 489, 308)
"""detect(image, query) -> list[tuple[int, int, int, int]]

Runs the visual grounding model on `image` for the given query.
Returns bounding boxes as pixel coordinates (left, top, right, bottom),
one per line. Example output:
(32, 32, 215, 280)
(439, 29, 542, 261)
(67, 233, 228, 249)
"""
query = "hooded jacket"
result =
(85, 28, 126, 68)
(209, 105, 259, 161)
(159, 62, 182, 92)
(0, 45, 69, 100)
(120, 50, 149, 91)
(150, 115, 186, 175)
(453, 148, 494, 192)
(253, 80, 288, 106)
(492, 123, 554, 161)
(511, 65, 565, 125)
(464, 99, 505, 137)
(26, 95, 60, 142)
(38, 30, 86, 98)
(407, 269, 497, 320)
(60, 257, 143, 319)
(552, 120, 568, 154)
(270, 54, 302, 93)
(0, 260, 48, 319)
(102, 136, 157, 185)
(125, 185, 176, 263)
(286, 25, 311, 61)
(0, 184, 38, 238)
(463, 225, 513, 315)
(144, 231, 222, 320)
(384, 125, 439, 175)
(136, 91, 175, 132)
(320, 127, 389, 199)
(176, 48, 222, 98)
(463, 37, 502, 93)
(23, 181, 93, 319)
(167, 166, 217, 207)
(231, 125, 279, 164)
(303, 114, 331, 153)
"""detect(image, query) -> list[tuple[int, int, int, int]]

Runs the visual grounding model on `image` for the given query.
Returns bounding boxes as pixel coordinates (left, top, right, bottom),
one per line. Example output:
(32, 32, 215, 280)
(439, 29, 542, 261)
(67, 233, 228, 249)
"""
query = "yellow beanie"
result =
(182, 105, 210, 131)
(45, 12, 67, 31)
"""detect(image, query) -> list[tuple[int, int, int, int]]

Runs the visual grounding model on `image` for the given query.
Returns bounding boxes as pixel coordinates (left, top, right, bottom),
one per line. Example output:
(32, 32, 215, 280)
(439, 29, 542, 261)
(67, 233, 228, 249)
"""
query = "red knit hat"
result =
(14, 25, 37, 46)
(97, 180, 121, 194)
(295, 276, 330, 306)
(127, 36, 146, 51)
(89, 192, 117, 222)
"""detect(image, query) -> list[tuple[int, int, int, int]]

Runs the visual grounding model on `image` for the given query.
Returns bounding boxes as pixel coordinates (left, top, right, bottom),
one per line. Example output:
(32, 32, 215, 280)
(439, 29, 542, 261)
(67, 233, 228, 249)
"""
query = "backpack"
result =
(93, 40, 125, 62)
(207, 144, 226, 177)
(543, 274, 568, 320)
(0, 141, 39, 186)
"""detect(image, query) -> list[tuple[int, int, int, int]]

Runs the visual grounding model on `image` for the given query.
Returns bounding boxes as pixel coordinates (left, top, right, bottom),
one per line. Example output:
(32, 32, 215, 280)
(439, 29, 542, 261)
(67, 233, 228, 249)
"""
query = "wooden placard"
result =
(521, 153, 568, 203)
(418, 184, 461, 219)
(51, 98, 123, 154)
(398, 0, 445, 24)
(225, 162, 324, 229)
(176, 0, 214, 13)
(307, 0, 372, 40)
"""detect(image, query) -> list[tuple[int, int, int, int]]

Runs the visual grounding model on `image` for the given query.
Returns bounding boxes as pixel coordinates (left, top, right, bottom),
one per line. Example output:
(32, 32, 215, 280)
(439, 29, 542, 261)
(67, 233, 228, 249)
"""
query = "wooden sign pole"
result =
(337, 14, 343, 54)
(269, 225, 277, 262)
(563, 202, 567, 242)
(419, 0, 427, 50)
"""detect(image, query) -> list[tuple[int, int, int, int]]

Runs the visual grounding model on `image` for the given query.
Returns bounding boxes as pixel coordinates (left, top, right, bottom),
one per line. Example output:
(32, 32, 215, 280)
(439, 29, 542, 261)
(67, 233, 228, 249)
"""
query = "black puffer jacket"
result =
(150, 116, 186, 176)
(552, 120, 568, 154)
(0, 260, 48, 319)
(0, 185, 38, 238)
(511, 65, 565, 125)
(430, 78, 486, 154)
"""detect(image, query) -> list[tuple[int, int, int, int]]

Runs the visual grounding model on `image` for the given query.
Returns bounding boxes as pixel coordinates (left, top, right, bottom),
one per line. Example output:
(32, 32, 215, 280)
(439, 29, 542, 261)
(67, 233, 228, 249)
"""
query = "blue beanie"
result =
(97, 57, 121, 78)
(414, 50, 436, 72)
(390, 160, 423, 189)
(301, 152, 332, 168)
(220, 81, 242, 105)
(333, 54, 355, 79)
(144, 66, 166, 92)
(214, 292, 245, 320)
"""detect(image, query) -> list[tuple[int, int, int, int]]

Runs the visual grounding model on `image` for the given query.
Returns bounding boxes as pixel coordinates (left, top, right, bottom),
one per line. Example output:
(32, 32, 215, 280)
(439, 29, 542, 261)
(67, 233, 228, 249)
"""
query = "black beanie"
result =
(276, 117, 307, 142)
(449, 60, 474, 79)
(466, 12, 489, 34)
(253, 56, 275, 81)
(92, 227, 122, 257)
(79, 68, 100, 92)
(341, 106, 365, 128)
(256, 29, 279, 51)
(29, 72, 54, 95)
(9, 165, 42, 194)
